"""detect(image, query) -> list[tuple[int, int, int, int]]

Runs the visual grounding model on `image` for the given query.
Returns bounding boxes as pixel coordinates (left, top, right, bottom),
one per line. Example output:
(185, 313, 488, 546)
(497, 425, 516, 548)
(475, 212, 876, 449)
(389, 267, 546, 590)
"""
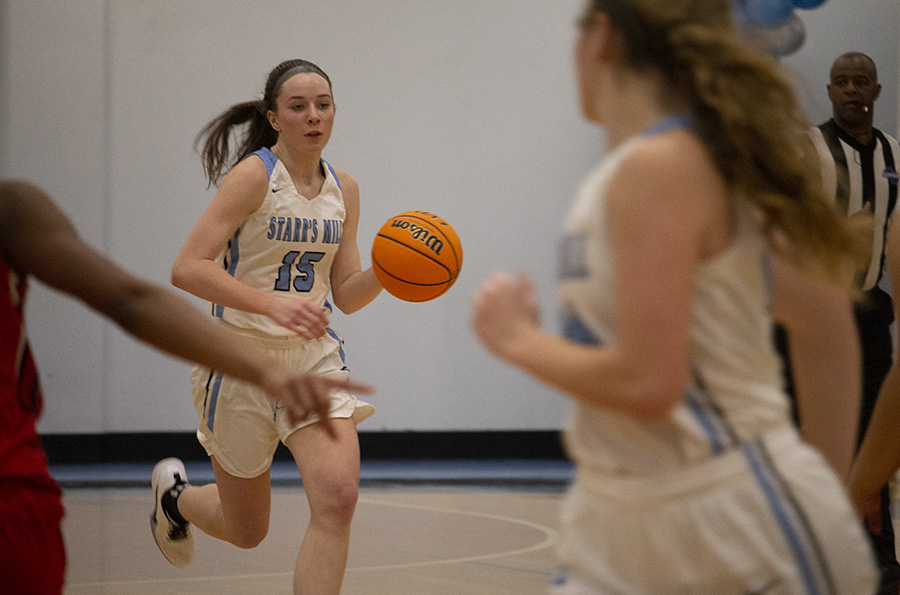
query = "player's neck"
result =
(599, 71, 688, 149)
(271, 143, 323, 184)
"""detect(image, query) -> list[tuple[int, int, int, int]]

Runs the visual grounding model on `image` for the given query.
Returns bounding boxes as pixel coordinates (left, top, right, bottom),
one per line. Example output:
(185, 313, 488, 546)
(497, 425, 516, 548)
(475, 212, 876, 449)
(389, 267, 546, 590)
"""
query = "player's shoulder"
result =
(607, 129, 726, 223)
(0, 180, 58, 226)
(617, 129, 717, 191)
(329, 166, 359, 195)
(222, 153, 271, 191)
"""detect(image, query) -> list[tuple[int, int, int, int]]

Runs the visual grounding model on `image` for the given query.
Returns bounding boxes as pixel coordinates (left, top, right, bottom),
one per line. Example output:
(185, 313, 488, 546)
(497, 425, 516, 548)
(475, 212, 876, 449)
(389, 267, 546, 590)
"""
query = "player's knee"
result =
(316, 480, 358, 523)
(332, 480, 359, 519)
(230, 523, 268, 549)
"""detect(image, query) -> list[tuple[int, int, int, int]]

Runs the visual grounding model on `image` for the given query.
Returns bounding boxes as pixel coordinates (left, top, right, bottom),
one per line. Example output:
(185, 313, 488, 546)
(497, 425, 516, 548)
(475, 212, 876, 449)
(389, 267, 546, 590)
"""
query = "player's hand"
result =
(851, 485, 883, 533)
(851, 202, 873, 220)
(265, 372, 374, 439)
(267, 296, 329, 340)
(849, 472, 883, 533)
(471, 271, 540, 362)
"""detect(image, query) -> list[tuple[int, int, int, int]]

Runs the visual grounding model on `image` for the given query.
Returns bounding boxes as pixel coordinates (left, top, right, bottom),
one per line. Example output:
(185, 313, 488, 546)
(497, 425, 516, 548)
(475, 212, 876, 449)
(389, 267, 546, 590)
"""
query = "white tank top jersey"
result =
(557, 129, 791, 477)
(214, 147, 346, 337)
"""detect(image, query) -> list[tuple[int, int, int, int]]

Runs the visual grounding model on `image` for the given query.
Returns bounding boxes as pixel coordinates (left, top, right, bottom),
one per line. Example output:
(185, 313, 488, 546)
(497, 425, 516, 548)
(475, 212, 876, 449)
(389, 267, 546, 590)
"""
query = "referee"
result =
(794, 51, 900, 587)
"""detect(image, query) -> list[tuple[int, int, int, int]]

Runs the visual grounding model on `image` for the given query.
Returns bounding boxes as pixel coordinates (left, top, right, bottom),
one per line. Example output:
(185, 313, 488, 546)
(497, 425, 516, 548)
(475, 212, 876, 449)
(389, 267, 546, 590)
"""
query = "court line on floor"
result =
(64, 495, 560, 589)
(348, 496, 559, 572)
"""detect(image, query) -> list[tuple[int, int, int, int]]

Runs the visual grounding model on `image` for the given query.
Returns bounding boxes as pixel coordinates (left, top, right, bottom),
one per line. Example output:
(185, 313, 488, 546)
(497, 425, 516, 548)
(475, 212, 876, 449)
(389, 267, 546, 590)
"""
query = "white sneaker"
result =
(150, 457, 194, 566)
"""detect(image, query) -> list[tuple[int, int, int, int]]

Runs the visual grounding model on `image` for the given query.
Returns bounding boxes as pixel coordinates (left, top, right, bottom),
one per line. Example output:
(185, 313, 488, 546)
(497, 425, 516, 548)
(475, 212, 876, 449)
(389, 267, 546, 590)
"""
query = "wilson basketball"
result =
(372, 210, 463, 302)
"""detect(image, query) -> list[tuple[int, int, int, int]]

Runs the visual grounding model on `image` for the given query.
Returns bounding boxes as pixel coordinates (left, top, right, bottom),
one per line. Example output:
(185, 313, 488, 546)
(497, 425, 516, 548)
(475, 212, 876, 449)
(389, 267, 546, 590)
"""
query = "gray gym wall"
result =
(0, 1, 896, 435)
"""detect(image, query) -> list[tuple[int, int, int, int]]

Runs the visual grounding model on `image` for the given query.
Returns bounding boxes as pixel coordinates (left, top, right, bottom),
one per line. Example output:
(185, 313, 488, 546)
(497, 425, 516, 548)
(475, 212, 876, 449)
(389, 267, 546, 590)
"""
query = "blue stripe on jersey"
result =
(214, 228, 242, 318)
(251, 147, 278, 176)
(322, 159, 341, 191)
(559, 234, 589, 280)
(684, 389, 728, 455)
(206, 372, 225, 431)
(250, 149, 340, 193)
(641, 115, 693, 137)
(743, 442, 828, 595)
(560, 313, 601, 345)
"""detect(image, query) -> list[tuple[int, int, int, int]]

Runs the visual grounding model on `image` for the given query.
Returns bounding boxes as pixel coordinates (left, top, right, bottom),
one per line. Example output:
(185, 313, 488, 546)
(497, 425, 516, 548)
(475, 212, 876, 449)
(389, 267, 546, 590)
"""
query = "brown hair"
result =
(195, 59, 333, 187)
(585, 0, 868, 288)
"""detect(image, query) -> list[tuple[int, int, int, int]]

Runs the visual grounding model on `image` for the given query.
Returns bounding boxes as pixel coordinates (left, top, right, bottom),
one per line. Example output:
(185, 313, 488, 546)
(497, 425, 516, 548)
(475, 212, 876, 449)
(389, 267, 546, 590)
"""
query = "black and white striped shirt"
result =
(809, 119, 900, 291)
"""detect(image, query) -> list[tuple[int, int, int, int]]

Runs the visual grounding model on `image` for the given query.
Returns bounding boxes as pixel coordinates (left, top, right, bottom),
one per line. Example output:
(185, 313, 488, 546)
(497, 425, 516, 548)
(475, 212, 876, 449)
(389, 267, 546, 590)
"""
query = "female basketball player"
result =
(152, 60, 382, 594)
(472, 1, 878, 593)
(0, 179, 369, 595)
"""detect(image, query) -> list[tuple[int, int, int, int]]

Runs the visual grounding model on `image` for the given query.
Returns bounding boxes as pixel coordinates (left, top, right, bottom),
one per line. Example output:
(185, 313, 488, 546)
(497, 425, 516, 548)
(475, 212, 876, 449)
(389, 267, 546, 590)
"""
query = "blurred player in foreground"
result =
(472, 1, 877, 593)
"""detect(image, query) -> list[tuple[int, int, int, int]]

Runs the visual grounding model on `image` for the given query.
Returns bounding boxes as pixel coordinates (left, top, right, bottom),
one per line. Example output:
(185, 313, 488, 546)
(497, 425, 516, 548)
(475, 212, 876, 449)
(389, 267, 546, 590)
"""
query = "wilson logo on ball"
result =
(388, 220, 445, 255)
(372, 211, 462, 302)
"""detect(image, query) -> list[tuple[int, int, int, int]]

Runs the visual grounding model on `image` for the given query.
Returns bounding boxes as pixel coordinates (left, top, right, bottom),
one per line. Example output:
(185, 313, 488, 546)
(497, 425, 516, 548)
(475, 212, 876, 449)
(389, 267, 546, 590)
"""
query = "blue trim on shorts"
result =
(743, 441, 824, 595)
(321, 301, 346, 364)
(206, 372, 224, 432)
(326, 328, 346, 364)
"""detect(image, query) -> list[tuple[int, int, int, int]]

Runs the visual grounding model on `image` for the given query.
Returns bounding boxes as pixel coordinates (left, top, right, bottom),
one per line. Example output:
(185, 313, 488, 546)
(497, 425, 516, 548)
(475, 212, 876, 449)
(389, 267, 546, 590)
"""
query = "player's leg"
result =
(284, 418, 360, 595)
(178, 458, 272, 549)
(153, 374, 278, 563)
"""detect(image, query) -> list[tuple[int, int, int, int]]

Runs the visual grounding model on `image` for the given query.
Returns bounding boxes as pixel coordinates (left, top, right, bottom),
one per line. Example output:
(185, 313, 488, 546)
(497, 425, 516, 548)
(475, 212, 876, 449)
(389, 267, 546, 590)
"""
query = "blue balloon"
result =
(745, 13, 806, 57)
(740, 0, 795, 27)
(793, 0, 827, 8)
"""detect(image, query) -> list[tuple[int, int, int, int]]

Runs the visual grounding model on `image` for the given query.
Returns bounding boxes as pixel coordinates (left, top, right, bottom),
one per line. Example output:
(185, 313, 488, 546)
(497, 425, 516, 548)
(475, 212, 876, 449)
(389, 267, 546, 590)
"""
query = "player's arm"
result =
(171, 159, 327, 339)
(472, 135, 718, 419)
(771, 254, 860, 482)
(850, 219, 900, 525)
(328, 169, 381, 314)
(171, 157, 272, 312)
(0, 178, 283, 385)
(0, 180, 368, 426)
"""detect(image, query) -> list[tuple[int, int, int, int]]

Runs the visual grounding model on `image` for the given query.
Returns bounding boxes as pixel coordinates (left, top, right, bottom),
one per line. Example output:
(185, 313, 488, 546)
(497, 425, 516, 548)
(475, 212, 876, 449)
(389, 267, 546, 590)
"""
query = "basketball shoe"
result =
(150, 457, 194, 566)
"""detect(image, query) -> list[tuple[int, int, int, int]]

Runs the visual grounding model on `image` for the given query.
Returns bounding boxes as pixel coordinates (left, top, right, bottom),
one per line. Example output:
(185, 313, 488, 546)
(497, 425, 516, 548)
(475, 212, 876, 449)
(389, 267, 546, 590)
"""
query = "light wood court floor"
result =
(62, 486, 564, 595)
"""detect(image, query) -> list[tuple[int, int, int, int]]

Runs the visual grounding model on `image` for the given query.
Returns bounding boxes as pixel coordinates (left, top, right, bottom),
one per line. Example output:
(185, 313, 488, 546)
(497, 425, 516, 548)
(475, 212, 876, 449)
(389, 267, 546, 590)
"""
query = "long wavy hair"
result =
(195, 59, 333, 187)
(585, 0, 868, 288)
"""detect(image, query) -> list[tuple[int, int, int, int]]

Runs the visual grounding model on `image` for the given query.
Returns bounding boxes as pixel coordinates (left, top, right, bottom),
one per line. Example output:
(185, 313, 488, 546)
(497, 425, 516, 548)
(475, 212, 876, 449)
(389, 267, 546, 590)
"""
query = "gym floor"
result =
(55, 460, 900, 595)
(56, 460, 572, 595)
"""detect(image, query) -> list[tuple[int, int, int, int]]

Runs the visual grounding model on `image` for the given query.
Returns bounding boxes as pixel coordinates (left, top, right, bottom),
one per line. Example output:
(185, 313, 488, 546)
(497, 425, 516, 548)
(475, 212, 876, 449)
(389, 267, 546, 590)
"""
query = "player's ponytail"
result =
(195, 59, 333, 188)
(195, 101, 274, 187)
(586, 0, 868, 289)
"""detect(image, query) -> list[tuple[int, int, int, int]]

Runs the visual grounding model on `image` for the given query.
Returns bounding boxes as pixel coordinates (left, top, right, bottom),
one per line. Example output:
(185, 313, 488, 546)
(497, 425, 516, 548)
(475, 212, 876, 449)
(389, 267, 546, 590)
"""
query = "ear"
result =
(267, 110, 280, 132)
(874, 83, 882, 102)
(583, 12, 617, 63)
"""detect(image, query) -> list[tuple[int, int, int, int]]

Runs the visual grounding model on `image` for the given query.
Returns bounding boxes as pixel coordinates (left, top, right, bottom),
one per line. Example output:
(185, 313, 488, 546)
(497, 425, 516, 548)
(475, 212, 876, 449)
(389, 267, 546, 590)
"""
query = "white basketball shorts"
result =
(550, 426, 878, 594)
(192, 320, 374, 478)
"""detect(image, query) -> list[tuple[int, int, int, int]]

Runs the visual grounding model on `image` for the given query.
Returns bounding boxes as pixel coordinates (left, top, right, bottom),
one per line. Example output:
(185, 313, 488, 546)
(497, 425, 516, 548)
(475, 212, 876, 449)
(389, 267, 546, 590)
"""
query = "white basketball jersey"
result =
(214, 148, 346, 336)
(557, 134, 790, 476)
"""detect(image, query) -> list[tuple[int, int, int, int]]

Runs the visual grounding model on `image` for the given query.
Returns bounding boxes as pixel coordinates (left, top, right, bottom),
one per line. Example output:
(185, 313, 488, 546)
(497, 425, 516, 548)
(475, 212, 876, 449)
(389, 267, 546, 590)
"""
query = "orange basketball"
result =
(372, 210, 463, 302)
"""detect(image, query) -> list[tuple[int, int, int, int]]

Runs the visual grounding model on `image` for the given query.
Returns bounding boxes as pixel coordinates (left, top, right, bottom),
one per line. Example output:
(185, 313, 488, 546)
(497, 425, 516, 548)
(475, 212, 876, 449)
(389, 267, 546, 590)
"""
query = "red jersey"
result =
(0, 254, 58, 493)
